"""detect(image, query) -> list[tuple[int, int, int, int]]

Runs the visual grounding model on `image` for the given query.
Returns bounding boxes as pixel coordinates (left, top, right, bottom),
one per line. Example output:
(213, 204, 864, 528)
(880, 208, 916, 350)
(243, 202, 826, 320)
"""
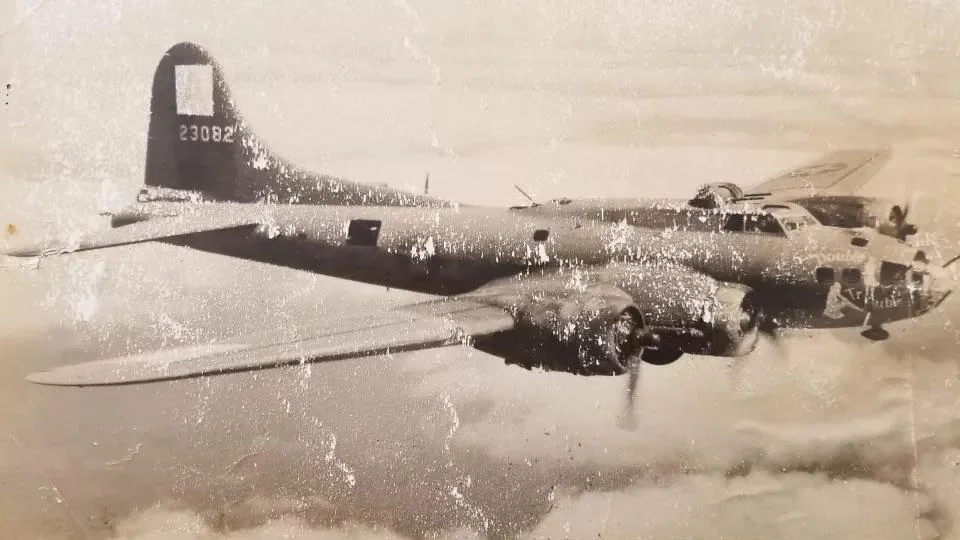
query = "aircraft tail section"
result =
(143, 42, 447, 207)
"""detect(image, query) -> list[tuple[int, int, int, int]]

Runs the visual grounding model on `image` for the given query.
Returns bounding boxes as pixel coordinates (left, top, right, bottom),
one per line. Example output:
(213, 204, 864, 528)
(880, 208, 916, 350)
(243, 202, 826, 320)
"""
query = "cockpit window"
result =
(745, 213, 784, 234)
(781, 217, 812, 232)
(723, 212, 784, 234)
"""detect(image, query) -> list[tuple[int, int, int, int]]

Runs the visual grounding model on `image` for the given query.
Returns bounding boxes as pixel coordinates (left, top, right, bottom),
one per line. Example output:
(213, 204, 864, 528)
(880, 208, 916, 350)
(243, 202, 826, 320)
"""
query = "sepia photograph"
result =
(2, 1, 960, 538)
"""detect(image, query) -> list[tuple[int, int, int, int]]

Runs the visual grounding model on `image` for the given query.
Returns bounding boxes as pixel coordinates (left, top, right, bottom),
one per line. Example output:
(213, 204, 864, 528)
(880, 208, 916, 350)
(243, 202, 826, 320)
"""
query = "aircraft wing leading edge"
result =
(25, 299, 516, 386)
(745, 147, 892, 198)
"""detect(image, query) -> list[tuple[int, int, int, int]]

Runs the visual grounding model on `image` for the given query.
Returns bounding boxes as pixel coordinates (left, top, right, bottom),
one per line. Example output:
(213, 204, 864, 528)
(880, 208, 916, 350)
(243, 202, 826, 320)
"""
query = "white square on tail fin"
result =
(175, 64, 214, 116)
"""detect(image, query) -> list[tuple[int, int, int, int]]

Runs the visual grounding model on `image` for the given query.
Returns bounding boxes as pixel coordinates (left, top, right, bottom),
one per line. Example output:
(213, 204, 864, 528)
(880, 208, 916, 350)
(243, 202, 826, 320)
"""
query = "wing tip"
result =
(3, 242, 74, 258)
(3, 245, 44, 258)
(25, 363, 154, 387)
(25, 370, 83, 387)
(25, 368, 164, 387)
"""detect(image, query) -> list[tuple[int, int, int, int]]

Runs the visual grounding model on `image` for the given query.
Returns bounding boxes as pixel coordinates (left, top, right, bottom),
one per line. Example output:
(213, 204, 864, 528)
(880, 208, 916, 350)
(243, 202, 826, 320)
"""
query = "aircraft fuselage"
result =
(112, 201, 946, 332)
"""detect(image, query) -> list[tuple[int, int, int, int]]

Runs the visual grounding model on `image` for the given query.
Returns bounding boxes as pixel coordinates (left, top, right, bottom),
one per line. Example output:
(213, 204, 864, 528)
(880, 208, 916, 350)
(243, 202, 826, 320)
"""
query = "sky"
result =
(3, 0, 960, 539)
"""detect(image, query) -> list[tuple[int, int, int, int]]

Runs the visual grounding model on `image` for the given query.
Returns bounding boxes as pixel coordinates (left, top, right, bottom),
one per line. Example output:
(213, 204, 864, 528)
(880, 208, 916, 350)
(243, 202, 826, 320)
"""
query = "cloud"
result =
(5, 3, 960, 537)
(410, 333, 916, 470)
(112, 505, 407, 540)
(402, 319, 960, 539)
(528, 471, 936, 540)
(110, 500, 490, 540)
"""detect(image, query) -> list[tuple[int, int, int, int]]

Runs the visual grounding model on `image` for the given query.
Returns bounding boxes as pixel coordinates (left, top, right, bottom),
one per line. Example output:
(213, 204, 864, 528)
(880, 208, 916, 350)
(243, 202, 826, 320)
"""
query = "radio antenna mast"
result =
(514, 185, 540, 207)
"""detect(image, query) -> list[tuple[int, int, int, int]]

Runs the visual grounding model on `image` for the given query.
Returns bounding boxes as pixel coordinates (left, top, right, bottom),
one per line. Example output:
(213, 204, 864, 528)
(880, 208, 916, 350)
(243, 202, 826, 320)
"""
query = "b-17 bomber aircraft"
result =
(7, 43, 955, 416)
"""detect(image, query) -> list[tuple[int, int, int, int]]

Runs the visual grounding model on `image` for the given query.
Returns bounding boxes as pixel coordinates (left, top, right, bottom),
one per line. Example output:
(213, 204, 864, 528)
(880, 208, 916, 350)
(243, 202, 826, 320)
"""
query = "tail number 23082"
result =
(179, 124, 235, 143)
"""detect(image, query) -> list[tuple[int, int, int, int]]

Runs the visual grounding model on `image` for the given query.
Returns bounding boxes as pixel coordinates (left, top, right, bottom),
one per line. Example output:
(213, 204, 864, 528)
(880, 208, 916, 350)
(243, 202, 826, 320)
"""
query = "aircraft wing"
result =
(25, 298, 516, 386)
(3, 213, 262, 258)
(744, 148, 891, 199)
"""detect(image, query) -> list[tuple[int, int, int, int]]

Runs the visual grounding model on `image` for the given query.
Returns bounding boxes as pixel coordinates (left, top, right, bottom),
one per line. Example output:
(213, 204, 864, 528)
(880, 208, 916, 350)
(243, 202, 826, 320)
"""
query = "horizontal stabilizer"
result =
(3, 213, 261, 258)
(26, 300, 515, 386)
(746, 148, 892, 198)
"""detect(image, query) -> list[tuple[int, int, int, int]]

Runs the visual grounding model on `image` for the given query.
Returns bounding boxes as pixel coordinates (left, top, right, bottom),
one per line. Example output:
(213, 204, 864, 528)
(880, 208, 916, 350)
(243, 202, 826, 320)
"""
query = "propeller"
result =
(617, 328, 660, 431)
(943, 253, 960, 269)
(618, 303, 783, 428)
(729, 305, 783, 389)
(891, 197, 918, 241)
(618, 352, 641, 431)
(758, 314, 784, 348)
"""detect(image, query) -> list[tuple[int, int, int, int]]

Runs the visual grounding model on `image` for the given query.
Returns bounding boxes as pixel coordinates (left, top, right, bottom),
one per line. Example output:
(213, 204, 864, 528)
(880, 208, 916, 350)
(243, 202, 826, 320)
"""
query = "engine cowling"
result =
(472, 294, 648, 376)
(470, 266, 764, 375)
(614, 267, 764, 358)
(792, 195, 917, 241)
(688, 182, 745, 209)
(642, 284, 763, 358)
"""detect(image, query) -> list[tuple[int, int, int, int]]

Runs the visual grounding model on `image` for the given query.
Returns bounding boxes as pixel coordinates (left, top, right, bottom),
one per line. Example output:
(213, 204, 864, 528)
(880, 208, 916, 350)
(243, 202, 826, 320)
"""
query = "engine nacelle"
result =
(618, 269, 763, 358)
(471, 266, 763, 375)
(645, 284, 762, 357)
(688, 182, 745, 209)
(472, 294, 646, 376)
(791, 195, 917, 241)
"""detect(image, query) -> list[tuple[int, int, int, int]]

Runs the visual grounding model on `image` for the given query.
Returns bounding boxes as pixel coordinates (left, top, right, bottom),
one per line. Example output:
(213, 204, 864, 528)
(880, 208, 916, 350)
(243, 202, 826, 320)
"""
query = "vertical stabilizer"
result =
(144, 42, 448, 207)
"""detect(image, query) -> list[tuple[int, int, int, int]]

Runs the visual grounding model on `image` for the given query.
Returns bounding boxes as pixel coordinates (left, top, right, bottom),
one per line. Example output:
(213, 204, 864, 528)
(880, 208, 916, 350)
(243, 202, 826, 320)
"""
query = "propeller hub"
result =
(632, 328, 661, 349)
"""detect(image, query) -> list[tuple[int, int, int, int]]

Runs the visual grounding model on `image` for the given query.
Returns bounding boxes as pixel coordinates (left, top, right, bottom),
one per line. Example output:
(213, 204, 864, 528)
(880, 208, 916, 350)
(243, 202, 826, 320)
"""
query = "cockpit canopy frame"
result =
(719, 203, 821, 236)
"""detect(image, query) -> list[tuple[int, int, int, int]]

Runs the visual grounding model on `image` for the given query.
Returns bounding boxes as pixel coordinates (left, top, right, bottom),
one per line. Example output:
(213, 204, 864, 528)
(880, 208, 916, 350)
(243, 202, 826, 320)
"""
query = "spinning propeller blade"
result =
(618, 354, 641, 431)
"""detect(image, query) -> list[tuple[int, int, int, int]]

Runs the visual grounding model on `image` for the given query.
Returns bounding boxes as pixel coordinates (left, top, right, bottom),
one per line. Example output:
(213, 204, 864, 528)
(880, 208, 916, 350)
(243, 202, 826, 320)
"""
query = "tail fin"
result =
(144, 42, 446, 207)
